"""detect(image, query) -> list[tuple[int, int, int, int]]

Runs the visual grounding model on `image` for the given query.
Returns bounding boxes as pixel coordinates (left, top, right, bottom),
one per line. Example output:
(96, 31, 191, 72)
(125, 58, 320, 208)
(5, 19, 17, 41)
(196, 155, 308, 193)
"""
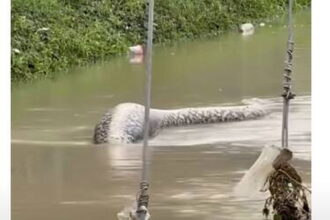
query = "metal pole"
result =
(281, 0, 295, 149)
(136, 0, 154, 216)
(142, 0, 154, 184)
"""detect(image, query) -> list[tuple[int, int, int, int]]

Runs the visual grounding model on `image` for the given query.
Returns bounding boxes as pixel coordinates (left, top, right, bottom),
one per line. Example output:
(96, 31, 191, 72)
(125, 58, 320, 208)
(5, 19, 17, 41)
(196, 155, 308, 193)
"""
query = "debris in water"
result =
(129, 45, 144, 55)
(260, 22, 266, 27)
(239, 23, 255, 36)
(128, 44, 144, 64)
(262, 149, 311, 220)
(234, 145, 281, 197)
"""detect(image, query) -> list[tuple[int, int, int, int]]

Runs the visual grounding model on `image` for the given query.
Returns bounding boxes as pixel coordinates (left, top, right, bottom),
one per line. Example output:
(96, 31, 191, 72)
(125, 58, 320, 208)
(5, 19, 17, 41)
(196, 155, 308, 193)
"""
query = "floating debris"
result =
(260, 22, 266, 27)
(239, 23, 254, 36)
(234, 145, 281, 197)
(128, 44, 145, 64)
(263, 149, 311, 220)
(129, 45, 144, 55)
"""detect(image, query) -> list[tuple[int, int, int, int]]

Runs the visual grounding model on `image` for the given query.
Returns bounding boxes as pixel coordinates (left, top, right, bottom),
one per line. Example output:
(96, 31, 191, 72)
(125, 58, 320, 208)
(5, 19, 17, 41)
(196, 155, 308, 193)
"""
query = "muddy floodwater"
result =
(12, 11, 311, 220)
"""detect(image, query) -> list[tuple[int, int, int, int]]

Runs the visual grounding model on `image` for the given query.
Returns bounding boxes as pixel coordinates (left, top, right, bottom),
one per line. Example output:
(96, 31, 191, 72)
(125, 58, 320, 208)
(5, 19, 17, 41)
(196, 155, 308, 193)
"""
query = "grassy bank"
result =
(11, 0, 311, 83)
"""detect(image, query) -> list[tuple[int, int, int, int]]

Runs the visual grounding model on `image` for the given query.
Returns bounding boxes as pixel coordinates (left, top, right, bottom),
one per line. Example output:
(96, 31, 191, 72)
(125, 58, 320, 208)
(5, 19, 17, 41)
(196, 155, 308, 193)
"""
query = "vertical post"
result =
(142, 0, 154, 179)
(137, 0, 154, 215)
(281, 0, 295, 149)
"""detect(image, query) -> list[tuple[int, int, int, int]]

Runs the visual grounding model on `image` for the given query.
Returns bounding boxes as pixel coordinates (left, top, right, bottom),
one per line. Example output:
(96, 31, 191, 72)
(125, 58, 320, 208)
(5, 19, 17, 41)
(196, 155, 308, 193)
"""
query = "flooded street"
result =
(12, 11, 311, 220)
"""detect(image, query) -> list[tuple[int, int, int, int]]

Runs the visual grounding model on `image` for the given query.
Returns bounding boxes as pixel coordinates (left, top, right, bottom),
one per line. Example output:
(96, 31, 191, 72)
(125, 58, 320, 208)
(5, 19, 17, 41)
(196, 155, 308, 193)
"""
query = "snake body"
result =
(93, 102, 267, 144)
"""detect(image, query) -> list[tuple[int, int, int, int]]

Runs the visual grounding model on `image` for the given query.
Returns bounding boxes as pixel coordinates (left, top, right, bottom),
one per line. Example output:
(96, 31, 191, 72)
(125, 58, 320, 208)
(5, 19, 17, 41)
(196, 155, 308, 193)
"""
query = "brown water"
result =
(12, 11, 311, 220)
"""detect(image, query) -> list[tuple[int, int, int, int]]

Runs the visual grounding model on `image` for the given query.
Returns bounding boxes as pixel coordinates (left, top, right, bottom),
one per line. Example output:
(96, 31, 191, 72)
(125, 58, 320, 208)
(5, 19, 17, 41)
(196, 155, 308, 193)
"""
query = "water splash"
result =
(117, 202, 150, 220)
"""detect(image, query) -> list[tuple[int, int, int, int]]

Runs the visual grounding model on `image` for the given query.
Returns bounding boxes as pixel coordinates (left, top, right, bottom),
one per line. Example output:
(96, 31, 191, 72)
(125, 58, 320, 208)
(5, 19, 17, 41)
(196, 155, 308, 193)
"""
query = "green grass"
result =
(11, 0, 311, 83)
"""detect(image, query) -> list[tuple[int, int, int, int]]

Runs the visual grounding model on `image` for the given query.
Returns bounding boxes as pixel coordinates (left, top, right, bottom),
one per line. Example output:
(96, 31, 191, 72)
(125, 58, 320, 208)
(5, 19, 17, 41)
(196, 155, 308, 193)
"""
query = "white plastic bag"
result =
(234, 145, 281, 197)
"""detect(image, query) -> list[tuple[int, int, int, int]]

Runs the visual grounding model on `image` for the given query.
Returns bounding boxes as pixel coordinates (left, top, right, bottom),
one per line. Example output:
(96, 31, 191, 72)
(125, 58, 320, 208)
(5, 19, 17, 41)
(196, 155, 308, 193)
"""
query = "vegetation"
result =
(11, 0, 311, 83)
